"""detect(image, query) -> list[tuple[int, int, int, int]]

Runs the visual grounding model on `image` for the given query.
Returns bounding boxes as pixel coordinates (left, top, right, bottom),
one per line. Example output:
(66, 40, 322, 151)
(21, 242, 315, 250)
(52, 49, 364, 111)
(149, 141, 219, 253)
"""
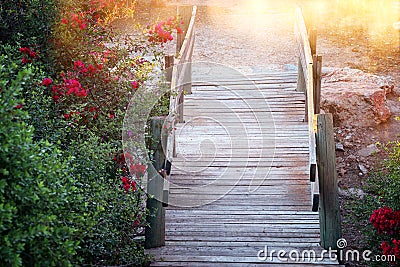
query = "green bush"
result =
(64, 136, 148, 266)
(0, 44, 149, 266)
(0, 55, 79, 266)
(0, 0, 57, 52)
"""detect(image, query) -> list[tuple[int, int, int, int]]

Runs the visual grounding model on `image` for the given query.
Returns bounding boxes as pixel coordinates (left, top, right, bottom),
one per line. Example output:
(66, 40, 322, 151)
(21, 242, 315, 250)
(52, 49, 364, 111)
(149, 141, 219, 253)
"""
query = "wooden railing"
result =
(295, 6, 341, 249)
(167, 5, 196, 159)
(145, 5, 197, 249)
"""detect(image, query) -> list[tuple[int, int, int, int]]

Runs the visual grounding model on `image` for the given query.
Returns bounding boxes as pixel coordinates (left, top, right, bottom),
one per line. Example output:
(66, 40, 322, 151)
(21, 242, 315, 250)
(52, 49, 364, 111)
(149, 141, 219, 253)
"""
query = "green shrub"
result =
(0, 55, 79, 267)
(0, 44, 149, 266)
(0, 0, 57, 52)
(64, 136, 148, 266)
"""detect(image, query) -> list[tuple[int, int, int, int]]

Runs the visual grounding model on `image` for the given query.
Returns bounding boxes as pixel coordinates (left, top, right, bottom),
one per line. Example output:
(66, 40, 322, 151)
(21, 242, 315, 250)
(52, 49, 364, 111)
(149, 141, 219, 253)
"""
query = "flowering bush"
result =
(370, 207, 400, 235)
(0, 53, 79, 266)
(0, 0, 181, 265)
(147, 16, 184, 44)
(347, 141, 400, 266)
(370, 207, 400, 264)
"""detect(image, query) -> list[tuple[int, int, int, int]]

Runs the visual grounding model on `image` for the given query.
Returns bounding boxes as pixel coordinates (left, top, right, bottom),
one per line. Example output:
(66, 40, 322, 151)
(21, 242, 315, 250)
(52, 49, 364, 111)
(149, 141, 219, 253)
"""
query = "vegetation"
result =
(347, 141, 400, 266)
(0, 0, 178, 265)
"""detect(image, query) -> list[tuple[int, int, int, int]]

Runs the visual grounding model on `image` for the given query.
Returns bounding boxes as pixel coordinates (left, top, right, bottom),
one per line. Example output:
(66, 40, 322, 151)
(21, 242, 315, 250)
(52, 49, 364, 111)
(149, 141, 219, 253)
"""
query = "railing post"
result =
(316, 114, 341, 249)
(164, 55, 174, 82)
(177, 92, 184, 123)
(145, 117, 169, 248)
(309, 29, 316, 56)
(313, 55, 322, 114)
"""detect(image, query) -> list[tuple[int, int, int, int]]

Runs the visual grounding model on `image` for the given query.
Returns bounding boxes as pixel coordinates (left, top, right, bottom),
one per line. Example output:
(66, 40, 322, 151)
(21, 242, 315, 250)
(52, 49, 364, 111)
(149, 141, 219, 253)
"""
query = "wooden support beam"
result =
(145, 165, 166, 248)
(145, 117, 169, 248)
(316, 114, 341, 249)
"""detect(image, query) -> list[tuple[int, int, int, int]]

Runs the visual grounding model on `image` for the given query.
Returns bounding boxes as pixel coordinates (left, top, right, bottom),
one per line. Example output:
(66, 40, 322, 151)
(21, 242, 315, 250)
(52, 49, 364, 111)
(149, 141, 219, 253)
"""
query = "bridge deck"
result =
(146, 69, 342, 266)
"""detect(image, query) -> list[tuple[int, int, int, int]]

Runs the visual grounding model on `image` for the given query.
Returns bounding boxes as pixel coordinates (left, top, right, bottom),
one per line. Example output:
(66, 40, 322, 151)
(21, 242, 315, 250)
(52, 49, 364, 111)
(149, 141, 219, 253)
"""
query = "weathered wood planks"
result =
(146, 68, 342, 266)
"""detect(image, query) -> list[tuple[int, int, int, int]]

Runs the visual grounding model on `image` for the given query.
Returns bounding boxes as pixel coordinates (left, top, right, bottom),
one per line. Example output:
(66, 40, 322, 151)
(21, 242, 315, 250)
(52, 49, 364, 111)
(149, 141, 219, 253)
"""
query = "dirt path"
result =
(193, 3, 298, 72)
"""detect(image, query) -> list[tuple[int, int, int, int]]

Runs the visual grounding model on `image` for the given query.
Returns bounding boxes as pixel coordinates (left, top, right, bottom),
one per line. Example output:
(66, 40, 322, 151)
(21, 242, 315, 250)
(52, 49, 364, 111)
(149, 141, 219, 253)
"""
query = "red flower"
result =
(87, 64, 96, 74)
(19, 47, 31, 54)
(14, 103, 23, 109)
(73, 60, 85, 70)
(41, 78, 53, 86)
(370, 207, 400, 235)
(20, 47, 37, 59)
(21, 57, 31, 64)
(61, 17, 68, 24)
(131, 81, 139, 89)
(29, 51, 37, 58)
(121, 176, 137, 193)
(76, 89, 87, 97)
(79, 23, 87, 30)
(63, 113, 71, 119)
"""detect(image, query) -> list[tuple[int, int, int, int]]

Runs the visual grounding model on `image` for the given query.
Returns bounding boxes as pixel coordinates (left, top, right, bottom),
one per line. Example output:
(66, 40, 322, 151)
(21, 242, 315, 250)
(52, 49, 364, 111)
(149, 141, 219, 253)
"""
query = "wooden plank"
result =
(151, 262, 344, 267)
(148, 255, 340, 264)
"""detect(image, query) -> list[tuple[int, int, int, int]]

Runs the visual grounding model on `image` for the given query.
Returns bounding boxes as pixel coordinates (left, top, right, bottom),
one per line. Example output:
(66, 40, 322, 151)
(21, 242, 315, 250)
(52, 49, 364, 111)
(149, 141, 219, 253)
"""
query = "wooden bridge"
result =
(144, 5, 343, 267)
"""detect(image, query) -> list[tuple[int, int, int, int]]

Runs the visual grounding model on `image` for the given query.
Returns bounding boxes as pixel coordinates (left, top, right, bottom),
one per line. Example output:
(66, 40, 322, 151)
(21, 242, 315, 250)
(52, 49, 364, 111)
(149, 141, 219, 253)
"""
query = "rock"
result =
(358, 164, 368, 175)
(370, 90, 391, 123)
(338, 168, 346, 176)
(358, 144, 377, 157)
(321, 68, 394, 127)
(336, 142, 345, 151)
(338, 187, 365, 199)
(347, 155, 357, 161)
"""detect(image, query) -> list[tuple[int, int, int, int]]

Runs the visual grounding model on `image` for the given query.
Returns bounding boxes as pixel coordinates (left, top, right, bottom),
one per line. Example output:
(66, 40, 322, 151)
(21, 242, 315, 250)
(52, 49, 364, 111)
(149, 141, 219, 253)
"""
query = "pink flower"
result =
(73, 60, 85, 70)
(41, 78, 53, 86)
(131, 81, 139, 89)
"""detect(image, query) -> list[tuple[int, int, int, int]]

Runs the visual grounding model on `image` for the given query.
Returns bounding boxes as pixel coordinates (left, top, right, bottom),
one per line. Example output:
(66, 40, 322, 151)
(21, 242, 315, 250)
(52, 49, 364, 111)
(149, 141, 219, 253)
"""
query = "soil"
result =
(130, 1, 399, 266)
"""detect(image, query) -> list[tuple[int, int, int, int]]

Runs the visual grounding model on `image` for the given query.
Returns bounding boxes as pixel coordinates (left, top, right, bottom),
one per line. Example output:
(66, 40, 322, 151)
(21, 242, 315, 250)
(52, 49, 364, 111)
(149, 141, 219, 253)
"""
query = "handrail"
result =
(295, 6, 341, 248)
(167, 5, 197, 160)
(294, 6, 317, 183)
